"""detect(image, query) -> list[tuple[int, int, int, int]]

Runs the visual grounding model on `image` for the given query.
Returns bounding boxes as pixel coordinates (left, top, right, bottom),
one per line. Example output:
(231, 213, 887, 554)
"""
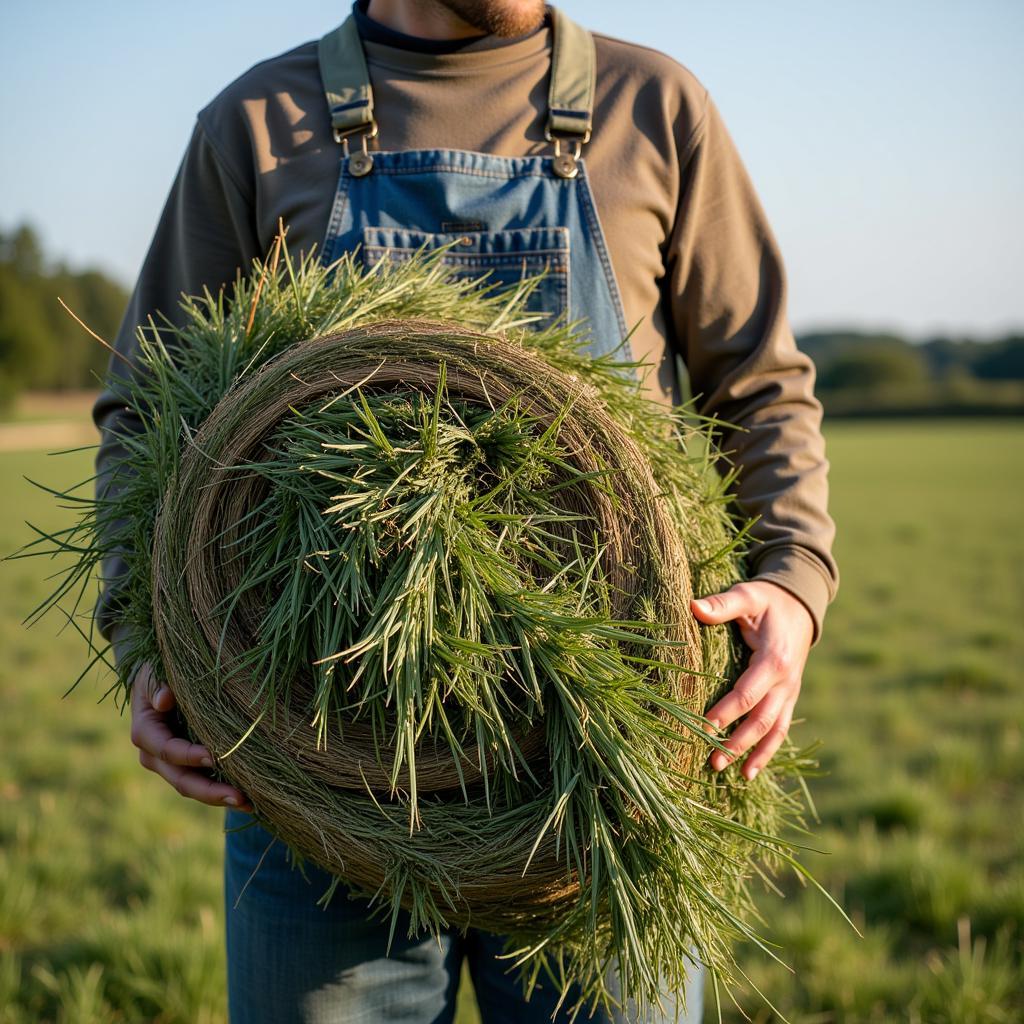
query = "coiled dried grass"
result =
(21, 236, 831, 1020)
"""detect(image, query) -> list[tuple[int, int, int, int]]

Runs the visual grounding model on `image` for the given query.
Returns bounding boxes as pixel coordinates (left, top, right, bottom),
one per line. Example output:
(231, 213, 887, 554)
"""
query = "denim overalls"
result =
(224, 8, 704, 1022)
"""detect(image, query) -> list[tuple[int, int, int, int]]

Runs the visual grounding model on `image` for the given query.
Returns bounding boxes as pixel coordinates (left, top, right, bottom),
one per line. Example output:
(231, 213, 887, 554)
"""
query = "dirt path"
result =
(0, 421, 98, 453)
(0, 391, 100, 452)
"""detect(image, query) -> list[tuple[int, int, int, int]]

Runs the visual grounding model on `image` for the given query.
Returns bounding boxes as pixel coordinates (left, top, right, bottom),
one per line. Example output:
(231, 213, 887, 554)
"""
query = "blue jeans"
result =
(224, 809, 704, 1023)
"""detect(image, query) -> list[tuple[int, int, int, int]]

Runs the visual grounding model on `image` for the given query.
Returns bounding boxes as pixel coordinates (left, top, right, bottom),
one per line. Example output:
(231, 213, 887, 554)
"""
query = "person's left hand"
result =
(690, 580, 814, 780)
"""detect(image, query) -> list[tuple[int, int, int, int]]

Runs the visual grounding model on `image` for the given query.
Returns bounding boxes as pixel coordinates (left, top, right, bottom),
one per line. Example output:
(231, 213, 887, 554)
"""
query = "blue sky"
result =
(4, 0, 1022, 338)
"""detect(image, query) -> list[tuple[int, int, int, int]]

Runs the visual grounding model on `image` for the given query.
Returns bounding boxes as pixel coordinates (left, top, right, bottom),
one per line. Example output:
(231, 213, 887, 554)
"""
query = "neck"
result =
(365, 0, 484, 40)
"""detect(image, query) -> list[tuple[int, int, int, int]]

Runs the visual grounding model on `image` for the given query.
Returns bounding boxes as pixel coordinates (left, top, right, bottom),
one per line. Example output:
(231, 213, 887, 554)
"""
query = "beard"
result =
(427, 0, 546, 37)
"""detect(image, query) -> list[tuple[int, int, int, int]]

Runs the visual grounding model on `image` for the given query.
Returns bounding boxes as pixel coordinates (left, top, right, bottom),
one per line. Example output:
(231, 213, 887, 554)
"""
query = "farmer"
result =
(100, 0, 838, 1020)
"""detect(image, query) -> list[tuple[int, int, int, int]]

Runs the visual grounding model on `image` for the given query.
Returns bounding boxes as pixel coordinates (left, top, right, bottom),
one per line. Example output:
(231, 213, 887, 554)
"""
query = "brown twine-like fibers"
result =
(150, 319, 708, 929)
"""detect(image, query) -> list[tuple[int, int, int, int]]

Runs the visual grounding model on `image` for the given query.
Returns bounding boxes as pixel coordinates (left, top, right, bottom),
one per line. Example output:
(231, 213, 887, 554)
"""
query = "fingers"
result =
(130, 661, 160, 706)
(151, 686, 176, 714)
(741, 701, 795, 781)
(130, 691, 208, 767)
(159, 736, 216, 769)
(694, 581, 810, 778)
(708, 687, 789, 775)
(703, 647, 782, 732)
(702, 646, 799, 779)
(139, 750, 253, 810)
(690, 583, 763, 626)
(130, 661, 253, 811)
(131, 664, 209, 765)
(129, 693, 180, 761)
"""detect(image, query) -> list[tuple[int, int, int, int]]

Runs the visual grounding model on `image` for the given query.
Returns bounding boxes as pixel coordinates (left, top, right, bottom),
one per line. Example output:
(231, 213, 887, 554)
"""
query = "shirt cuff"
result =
(746, 544, 838, 646)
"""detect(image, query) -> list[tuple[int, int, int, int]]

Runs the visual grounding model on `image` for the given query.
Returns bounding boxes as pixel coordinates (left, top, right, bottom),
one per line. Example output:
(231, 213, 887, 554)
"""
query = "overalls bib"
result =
(315, 6, 633, 363)
(221, 12, 702, 1024)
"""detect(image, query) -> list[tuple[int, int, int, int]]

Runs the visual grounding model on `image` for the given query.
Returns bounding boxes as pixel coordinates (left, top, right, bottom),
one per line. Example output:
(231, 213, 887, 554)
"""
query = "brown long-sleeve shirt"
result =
(93, 3, 838, 644)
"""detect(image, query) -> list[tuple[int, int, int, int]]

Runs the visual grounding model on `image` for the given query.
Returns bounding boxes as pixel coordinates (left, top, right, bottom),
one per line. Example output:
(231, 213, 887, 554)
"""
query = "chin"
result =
(441, 0, 547, 38)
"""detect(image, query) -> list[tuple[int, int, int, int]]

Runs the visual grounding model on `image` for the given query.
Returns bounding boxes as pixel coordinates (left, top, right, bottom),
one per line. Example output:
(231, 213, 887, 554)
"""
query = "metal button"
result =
(349, 152, 373, 177)
(552, 153, 579, 179)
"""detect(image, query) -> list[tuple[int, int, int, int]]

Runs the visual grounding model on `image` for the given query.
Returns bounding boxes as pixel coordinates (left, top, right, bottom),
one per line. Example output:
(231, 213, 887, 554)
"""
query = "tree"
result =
(817, 343, 928, 391)
(972, 337, 1024, 381)
(0, 221, 128, 404)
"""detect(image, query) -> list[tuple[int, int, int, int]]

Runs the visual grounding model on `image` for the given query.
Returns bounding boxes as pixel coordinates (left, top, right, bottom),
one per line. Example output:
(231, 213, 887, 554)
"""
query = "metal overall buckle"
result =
(545, 127, 590, 179)
(335, 121, 379, 177)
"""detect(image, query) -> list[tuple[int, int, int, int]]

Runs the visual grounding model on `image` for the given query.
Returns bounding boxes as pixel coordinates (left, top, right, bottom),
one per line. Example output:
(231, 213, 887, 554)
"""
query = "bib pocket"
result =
(361, 226, 570, 325)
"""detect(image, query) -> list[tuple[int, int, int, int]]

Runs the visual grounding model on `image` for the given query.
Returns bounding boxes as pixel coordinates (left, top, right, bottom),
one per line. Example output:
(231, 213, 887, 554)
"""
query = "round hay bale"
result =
(151, 319, 707, 927)
(25, 239, 822, 1017)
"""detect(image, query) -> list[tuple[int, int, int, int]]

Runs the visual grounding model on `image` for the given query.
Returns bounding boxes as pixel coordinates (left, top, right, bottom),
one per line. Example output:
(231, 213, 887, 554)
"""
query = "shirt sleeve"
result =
(662, 91, 839, 642)
(91, 115, 262, 656)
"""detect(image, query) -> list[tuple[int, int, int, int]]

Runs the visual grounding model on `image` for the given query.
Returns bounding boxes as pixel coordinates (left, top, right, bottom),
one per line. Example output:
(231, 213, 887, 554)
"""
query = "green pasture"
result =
(0, 419, 1021, 1023)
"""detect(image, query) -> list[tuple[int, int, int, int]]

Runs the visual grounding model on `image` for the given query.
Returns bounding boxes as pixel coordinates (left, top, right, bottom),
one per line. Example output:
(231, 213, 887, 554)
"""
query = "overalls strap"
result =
(317, 5, 596, 143)
(318, 16, 376, 140)
(546, 7, 595, 141)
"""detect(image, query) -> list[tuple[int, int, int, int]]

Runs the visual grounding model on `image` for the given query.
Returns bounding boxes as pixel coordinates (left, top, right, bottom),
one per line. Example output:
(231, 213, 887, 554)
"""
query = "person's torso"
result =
(198, 9, 708, 405)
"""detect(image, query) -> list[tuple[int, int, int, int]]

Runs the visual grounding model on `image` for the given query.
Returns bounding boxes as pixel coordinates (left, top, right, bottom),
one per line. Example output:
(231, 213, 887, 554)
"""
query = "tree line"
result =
(1, 221, 1021, 416)
(0, 223, 128, 407)
(801, 331, 1024, 416)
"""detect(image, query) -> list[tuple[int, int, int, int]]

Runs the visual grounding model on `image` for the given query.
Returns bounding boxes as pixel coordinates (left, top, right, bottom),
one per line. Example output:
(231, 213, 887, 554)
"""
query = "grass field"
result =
(1, 415, 1021, 1023)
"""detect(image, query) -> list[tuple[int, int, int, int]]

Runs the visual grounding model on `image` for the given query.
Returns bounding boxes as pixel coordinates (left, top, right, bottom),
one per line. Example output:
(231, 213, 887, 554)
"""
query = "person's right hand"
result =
(130, 661, 253, 811)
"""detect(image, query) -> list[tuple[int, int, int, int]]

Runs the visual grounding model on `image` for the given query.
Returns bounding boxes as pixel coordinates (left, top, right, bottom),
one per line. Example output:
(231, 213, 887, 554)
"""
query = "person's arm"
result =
(94, 114, 262, 647)
(662, 91, 839, 778)
(96, 115, 261, 809)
